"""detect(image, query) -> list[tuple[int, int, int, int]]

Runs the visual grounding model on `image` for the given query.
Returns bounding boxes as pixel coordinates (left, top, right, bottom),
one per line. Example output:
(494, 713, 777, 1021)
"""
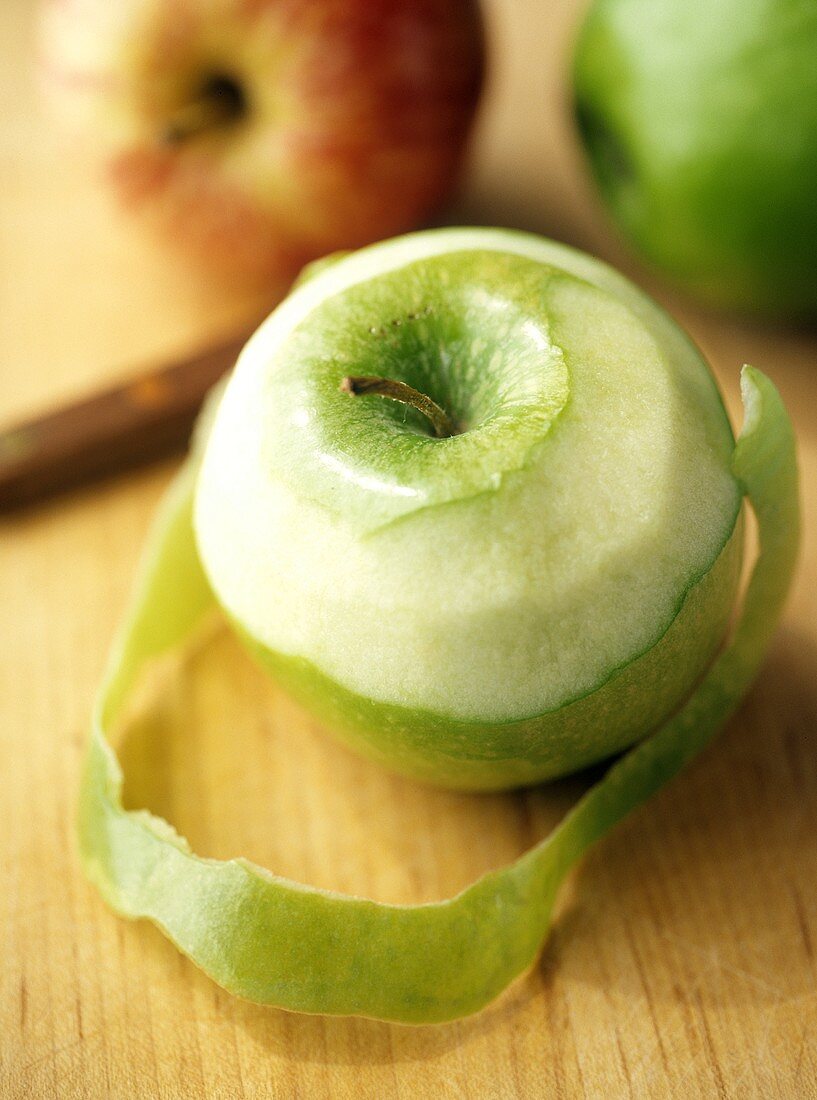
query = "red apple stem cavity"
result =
(161, 75, 246, 146)
(340, 376, 458, 439)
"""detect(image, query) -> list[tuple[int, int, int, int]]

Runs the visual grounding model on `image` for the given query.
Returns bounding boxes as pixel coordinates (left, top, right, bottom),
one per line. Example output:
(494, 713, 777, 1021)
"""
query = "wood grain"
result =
(2, 0, 816, 1097)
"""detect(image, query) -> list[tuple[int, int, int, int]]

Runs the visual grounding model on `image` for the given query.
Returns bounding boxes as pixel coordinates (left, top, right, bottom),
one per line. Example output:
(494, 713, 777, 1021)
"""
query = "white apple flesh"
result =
(195, 228, 743, 789)
(40, 0, 483, 278)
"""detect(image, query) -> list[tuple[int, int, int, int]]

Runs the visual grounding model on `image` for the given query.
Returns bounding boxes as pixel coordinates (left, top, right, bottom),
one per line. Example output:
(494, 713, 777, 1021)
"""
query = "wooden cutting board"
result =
(2, 0, 815, 1096)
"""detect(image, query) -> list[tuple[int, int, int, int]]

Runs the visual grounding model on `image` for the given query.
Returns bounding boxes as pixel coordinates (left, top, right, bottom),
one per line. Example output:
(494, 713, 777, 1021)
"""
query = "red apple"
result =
(40, 0, 484, 280)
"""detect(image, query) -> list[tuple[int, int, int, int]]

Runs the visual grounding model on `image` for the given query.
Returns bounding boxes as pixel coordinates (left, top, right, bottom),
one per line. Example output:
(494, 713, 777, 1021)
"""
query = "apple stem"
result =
(161, 76, 246, 145)
(340, 376, 458, 438)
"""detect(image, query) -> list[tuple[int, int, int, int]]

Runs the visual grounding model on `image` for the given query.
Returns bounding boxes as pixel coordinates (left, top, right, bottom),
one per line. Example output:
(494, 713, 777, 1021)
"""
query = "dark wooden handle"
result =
(0, 330, 253, 513)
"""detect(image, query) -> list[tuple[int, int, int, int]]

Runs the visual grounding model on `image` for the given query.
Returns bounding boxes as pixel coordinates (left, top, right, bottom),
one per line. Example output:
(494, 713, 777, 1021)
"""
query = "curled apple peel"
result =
(80, 234, 799, 1022)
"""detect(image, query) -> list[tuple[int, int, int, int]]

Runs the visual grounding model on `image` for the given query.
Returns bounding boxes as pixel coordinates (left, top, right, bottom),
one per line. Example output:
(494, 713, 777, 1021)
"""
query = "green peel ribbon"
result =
(79, 366, 799, 1024)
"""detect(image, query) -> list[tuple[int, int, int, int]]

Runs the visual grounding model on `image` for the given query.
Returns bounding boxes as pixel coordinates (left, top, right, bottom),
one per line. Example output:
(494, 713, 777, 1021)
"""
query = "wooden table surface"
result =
(2, 1, 816, 1096)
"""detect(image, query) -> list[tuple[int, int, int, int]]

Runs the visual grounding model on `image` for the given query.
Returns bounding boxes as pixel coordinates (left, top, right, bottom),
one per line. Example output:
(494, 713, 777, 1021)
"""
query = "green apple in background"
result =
(573, 0, 817, 318)
(195, 227, 744, 791)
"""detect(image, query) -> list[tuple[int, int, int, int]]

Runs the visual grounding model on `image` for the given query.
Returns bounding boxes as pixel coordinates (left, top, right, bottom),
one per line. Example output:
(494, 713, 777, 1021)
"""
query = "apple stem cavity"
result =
(340, 376, 458, 439)
(161, 74, 247, 146)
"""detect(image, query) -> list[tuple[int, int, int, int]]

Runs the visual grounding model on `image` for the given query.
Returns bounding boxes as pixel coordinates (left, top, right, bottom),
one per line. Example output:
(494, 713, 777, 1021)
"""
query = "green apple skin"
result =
(574, 0, 817, 318)
(231, 533, 740, 791)
(195, 228, 743, 791)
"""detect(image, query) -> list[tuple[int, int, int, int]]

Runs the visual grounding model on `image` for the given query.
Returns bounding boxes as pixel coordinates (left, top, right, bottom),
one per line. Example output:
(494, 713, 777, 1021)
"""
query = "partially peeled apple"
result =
(80, 227, 798, 1020)
(40, 0, 484, 278)
(195, 227, 745, 789)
